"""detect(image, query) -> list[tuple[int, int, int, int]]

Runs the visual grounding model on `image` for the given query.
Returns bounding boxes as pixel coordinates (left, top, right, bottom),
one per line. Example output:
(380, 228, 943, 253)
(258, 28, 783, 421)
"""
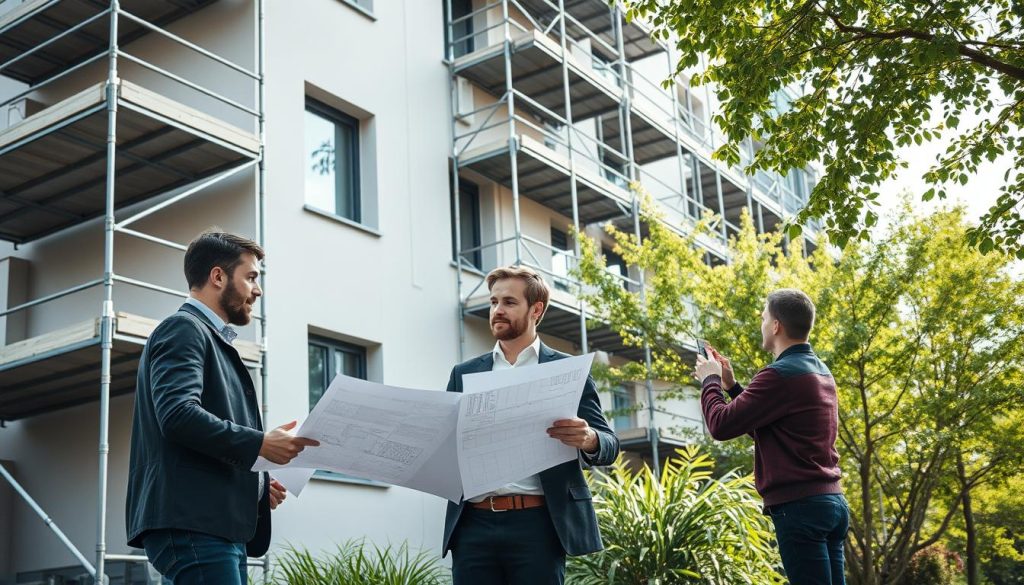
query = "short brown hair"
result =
(184, 229, 265, 290)
(486, 265, 550, 325)
(766, 288, 815, 340)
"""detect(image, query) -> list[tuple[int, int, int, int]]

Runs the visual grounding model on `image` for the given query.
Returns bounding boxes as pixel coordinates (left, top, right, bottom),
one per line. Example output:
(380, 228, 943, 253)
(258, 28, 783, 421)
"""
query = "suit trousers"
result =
(451, 506, 566, 585)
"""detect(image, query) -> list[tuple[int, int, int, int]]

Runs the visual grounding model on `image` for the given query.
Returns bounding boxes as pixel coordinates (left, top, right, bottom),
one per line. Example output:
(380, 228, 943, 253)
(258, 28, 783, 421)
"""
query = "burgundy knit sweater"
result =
(700, 343, 842, 507)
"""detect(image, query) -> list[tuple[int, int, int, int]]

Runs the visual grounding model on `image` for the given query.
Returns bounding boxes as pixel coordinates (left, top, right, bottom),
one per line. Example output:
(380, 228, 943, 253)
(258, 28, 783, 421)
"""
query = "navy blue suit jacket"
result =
(442, 343, 619, 557)
(126, 303, 271, 556)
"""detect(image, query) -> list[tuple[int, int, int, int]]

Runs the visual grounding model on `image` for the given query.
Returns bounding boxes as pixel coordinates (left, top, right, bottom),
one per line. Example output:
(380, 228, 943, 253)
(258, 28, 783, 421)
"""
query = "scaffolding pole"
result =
(501, 0, 523, 266)
(94, 2, 120, 581)
(555, 0, 588, 354)
(613, 6, 659, 479)
(445, 0, 468, 363)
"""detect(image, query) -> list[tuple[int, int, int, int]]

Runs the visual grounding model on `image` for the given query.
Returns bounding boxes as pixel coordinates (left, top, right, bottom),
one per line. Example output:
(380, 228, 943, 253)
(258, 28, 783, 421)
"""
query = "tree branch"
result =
(822, 10, 1024, 82)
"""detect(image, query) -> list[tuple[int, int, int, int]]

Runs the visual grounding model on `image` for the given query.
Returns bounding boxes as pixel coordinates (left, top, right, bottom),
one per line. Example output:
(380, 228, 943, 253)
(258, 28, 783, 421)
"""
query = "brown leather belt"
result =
(469, 494, 545, 512)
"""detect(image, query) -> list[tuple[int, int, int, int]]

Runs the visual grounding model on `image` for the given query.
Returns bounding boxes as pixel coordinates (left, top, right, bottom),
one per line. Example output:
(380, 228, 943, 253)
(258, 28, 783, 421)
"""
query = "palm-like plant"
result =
(267, 540, 450, 585)
(568, 446, 784, 584)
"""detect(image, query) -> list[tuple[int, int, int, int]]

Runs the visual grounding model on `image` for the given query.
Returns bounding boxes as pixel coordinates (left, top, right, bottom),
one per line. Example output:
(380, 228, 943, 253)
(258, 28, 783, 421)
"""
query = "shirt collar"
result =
(492, 335, 542, 366)
(776, 342, 813, 361)
(185, 296, 227, 331)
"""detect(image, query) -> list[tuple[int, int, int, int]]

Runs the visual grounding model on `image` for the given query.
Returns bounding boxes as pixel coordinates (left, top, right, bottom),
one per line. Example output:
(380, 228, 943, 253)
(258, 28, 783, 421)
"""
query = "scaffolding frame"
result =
(444, 0, 817, 477)
(0, 1, 268, 583)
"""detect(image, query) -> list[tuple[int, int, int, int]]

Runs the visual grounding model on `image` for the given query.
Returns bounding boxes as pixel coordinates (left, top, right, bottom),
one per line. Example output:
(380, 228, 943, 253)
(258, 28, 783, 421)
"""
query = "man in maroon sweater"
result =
(695, 288, 849, 585)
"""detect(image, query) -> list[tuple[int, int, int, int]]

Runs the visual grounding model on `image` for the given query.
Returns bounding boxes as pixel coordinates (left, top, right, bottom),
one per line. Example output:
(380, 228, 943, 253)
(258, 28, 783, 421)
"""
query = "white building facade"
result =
(0, 1, 815, 582)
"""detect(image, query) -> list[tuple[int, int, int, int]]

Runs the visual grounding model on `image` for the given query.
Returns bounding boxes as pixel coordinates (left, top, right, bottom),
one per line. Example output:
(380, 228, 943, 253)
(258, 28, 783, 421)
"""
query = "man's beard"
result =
(219, 280, 252, 326)
(491, 314, 529, 341)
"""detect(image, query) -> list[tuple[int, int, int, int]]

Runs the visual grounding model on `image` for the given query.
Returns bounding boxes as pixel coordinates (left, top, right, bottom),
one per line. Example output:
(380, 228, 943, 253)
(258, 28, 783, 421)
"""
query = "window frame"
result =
(451, 177, 483, 270)
(306, 335, 387, 488)
(305, 97, 362, 224)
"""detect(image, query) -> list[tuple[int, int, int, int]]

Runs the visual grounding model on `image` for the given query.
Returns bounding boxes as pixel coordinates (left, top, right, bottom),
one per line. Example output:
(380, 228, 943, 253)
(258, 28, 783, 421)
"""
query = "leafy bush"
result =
(267, 540, 449, 585)
(567, 446, 784, 584)
(897, 545, 962, 585)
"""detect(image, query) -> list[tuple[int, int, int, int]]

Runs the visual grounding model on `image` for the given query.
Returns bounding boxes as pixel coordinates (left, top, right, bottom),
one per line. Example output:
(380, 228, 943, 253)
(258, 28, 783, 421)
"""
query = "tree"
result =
(573, 192, 1024, 584)
(817, 208, 1024, 584)
(622, 0, 1024, 257)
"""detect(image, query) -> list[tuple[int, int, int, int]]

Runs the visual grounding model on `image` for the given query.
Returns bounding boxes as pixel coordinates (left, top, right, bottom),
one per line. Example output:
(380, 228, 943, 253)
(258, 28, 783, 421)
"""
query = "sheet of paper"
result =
(457, 353, 594, 500)
(253, 376, 463, 502)
(269, 467, 316, 497)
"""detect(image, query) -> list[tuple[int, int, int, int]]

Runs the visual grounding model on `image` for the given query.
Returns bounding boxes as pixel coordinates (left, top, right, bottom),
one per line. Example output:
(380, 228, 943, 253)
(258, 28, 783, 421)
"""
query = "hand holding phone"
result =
(696, 338, 709, 359)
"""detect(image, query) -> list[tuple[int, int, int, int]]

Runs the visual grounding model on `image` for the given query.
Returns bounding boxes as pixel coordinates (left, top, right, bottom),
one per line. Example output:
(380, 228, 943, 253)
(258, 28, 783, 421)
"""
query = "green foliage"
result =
(267, 540, 449, 585)
(623, 0, 1024, 257)
(567, 446, 784, 584)
(948, 475, 1024, 585)
(572, 186, 1024, 585)
(897, 546, 962, 585)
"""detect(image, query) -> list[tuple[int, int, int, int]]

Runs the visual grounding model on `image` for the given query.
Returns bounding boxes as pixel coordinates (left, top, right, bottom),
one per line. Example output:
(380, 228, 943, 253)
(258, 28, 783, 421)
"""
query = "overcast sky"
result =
(875, 103, 1010, 224)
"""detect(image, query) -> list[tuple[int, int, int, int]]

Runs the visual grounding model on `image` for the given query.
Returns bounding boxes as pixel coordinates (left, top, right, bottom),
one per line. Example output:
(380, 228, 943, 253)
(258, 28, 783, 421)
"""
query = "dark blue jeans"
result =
(768, 494, 850, 585)
(450, 506, 565, 585)
(143, 529, 247, 585)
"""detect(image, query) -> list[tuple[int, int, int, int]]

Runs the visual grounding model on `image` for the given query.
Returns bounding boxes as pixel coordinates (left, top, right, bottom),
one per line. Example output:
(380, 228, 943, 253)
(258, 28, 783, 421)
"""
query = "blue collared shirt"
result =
(185, 297, 235, 344)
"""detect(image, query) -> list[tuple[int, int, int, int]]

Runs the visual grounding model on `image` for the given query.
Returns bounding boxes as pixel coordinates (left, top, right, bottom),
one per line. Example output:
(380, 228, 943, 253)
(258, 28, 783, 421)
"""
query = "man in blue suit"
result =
(126, 231, 319, 584)
(443, 265, 619, 584)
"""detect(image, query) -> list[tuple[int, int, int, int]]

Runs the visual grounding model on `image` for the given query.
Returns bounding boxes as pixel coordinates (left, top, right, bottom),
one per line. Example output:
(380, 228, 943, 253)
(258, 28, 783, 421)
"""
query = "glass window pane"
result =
(335, 122, 356, 220)
(308, 344, 327, 409)
(551, 228, 571, 292)
(305, 110, 336, 213)
(450, 0, 474, 58)
(333, 349, 363, 379)
(613, 388, 633, 430)
(451, 180, 482, 269)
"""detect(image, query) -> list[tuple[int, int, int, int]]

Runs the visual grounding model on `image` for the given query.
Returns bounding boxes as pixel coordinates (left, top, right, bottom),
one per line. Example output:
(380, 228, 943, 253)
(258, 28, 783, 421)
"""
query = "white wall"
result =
(0, 0, 710, 579)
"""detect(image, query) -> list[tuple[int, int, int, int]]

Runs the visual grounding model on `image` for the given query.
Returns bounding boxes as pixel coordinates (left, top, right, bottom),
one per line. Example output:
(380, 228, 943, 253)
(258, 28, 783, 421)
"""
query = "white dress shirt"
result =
(468, 335, 546, 502)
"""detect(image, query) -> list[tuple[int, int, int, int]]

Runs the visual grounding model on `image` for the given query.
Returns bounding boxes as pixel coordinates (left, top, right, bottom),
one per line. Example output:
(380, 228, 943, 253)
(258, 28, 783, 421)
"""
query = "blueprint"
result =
(458, 353, 593, 499)
(253, 353, 594, 502)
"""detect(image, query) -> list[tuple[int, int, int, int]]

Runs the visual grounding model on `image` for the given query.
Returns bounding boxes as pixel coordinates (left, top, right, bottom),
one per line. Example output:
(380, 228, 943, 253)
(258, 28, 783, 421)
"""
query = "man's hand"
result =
(705, 343, 735, 388)
(268, 478, 287, 510)
(547, 418, 599, 453)
(259, 420, 320, 465)
(695, 354, 723, 384)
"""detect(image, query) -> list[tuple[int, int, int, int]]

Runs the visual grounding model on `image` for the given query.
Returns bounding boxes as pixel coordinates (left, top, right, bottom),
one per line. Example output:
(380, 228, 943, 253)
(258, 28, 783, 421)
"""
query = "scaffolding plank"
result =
(0, 0, 221, 84)
(461, 134, 630, 224)
(0, 318, 98, 367)
(0, 83, 104, 154)
(453, 29, 621, 123)
(0, 80, 257, 243)
(119, 79, 259, 154)
(0, 310, 263, 420)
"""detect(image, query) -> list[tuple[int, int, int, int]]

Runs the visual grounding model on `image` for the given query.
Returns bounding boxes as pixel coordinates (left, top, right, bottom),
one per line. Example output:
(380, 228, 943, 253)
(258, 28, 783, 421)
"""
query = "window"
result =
(307, 336, 383, 486)
(603, 246, 628, 289)
(308, 336, 366, 410)
(550, 227, 572, 292)
(305, 98, 360, 223)
(447, 0, 475, 59)
(591, 51, 622, 88)
(600, 151, 628, 189)
(451, 178, 482, 270)
(611, 386, 636, 431)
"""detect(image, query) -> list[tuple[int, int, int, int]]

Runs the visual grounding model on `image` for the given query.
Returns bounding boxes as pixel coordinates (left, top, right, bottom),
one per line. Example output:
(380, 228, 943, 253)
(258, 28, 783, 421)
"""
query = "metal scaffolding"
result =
(0, 1, 267, 582)
(444, 0, 818, 475)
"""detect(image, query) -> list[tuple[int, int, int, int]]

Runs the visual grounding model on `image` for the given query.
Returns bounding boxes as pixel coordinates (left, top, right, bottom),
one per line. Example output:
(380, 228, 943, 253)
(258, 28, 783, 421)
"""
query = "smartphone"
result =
(696, 338, 708, 359)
